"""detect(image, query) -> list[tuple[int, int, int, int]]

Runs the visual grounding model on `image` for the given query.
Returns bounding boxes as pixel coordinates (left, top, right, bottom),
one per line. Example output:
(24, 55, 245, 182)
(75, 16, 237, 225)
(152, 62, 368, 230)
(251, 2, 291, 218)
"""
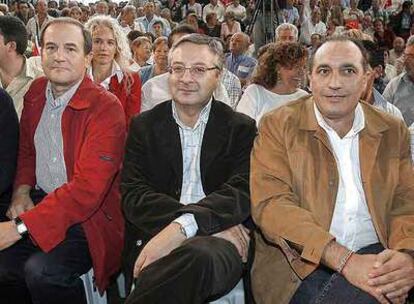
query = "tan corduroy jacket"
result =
(250, 96, 414, 304)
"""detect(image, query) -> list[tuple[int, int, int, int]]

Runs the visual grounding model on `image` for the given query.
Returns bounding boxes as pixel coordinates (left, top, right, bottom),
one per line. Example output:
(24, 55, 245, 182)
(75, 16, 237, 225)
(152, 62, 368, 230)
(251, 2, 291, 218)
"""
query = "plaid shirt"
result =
(221, 69, 242, 109)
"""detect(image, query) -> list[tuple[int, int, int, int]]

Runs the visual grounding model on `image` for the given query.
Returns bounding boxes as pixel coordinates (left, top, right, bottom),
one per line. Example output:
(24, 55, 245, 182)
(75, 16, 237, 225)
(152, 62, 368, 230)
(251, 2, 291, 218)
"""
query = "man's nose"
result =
(328, 71, 343, 90)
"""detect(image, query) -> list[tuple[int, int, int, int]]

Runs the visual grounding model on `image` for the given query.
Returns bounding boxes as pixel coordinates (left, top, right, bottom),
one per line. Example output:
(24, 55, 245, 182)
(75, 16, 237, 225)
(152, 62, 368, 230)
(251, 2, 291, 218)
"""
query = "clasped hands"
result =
(133, 223, 250, 278)
(342, 249, 414, 304)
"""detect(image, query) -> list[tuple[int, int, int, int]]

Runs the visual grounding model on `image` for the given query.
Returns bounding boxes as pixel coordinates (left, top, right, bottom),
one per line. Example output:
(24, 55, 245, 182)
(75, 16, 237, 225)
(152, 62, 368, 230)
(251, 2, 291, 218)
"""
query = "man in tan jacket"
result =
(251, 37, 414, 304)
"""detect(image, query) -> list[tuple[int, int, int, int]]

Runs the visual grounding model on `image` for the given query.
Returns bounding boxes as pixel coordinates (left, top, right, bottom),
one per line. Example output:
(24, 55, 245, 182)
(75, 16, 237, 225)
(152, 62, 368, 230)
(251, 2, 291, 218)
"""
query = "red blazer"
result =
(15, 76, 126, 292)
(109, 72, 141, 127)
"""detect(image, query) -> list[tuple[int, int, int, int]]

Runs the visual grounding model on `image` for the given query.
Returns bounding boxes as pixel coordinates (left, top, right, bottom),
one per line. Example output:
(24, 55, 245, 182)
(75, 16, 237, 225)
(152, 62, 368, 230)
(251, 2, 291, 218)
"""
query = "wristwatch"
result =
(178, 224, 187, 238)
(13, 217, 28, 236)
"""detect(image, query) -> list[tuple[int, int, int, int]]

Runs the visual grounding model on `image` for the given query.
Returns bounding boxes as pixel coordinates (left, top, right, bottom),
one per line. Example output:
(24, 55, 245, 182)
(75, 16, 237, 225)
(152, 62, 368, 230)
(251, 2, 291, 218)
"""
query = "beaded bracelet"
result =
(337, 250, 354, 274)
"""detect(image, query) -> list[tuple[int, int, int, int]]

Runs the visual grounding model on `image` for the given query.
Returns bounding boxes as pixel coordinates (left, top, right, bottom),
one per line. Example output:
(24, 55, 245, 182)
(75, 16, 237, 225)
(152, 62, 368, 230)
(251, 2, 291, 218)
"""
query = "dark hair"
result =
(0, 16, 28, 55)
(47, 8, 59, 18)
(152, 20, 163, 28)
(169, 34, 225, 70)
(361, 39, 384, 68)
(252, 42, 307, 89)
(127, 30, 144, 43)
(309, 37, 369, 72)
(40, 17, 92, 54)
(167, 24, 196, 48)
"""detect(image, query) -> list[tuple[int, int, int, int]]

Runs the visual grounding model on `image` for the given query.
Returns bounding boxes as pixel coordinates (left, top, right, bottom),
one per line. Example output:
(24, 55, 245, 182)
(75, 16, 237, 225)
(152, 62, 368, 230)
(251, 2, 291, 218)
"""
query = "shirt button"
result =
(136, 240, 142, 247)
(51, 114, 55, 118)
(52, 157, 57, 162)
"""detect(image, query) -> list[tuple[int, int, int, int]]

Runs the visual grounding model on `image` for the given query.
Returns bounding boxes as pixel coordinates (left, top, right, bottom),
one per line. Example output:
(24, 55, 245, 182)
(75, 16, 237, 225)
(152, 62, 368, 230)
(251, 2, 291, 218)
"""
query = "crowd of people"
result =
(0, 0, 413, 303)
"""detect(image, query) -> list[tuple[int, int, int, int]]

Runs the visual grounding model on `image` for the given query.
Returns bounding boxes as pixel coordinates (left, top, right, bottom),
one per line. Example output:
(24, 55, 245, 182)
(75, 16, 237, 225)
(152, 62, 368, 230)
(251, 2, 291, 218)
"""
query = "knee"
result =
(179, 236, 240, 266)
(179, 236, 217, 264)
(24, 252, 68, 289)
(24, 253, 49, 288)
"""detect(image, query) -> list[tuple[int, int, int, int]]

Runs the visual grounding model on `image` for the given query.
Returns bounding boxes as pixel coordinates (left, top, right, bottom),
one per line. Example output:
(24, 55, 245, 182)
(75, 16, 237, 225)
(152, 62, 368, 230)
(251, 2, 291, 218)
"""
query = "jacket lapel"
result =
(359, 103, 389, 246)
(155, 101, 183, 180)
(201, 101, 228, 182)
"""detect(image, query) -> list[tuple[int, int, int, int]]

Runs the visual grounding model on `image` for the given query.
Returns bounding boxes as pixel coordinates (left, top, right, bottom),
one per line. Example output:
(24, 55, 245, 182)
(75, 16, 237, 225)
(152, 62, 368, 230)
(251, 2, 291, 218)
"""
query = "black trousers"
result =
(0, 189, 92, 304)
(126, 236, 244, 304)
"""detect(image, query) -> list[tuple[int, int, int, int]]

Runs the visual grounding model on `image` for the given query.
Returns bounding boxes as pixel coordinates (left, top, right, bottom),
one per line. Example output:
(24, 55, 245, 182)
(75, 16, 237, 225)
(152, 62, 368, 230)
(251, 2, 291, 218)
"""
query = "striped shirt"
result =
(172, 99, 212, 238)
(34, 80, 82, 193)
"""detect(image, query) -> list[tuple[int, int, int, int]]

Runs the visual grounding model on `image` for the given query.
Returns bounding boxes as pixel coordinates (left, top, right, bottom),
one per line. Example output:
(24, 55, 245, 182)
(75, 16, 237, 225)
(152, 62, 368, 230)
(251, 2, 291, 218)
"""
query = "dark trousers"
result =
(0, 189, 92, 304)
(126, 236, 244, 304)
(290, 243, 407, 304)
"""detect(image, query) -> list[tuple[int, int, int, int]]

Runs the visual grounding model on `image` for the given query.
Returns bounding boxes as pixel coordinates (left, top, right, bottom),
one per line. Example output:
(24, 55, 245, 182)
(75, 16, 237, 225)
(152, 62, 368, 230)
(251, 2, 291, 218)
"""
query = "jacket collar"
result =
(156, 98, 229, 181)
(29, 75, 95, 111)
(299, 96, 390, 136)
(66, 76, 96, 110)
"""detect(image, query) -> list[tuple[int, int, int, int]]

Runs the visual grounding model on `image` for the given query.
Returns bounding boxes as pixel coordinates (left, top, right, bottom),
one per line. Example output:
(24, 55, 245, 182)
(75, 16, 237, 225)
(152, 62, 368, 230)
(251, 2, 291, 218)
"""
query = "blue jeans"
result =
(290, 243, 384, 304)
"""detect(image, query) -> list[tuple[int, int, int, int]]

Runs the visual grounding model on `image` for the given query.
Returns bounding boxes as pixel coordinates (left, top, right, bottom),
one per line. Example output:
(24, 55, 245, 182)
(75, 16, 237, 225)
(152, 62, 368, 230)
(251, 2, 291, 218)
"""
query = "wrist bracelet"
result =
(337, 250, 354, 274)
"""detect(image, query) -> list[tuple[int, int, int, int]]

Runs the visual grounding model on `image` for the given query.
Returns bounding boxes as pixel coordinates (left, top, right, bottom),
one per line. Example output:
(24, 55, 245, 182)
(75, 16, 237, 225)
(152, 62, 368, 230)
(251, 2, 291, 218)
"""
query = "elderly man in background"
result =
(275, 23, 299, 43)
(225, 32, 257, 87)
(383, 36, 414, 126)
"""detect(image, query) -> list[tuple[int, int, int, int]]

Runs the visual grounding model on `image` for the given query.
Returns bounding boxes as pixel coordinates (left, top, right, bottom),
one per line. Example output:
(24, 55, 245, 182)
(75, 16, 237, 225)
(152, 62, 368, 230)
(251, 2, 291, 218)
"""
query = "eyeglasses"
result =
(168, 65, 221, 78)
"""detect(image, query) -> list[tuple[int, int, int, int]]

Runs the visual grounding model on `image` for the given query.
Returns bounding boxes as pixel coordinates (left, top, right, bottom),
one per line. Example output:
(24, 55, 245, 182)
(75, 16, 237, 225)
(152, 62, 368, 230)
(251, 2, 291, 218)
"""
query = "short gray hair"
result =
(168, 33, 224, 69)
(407, 35, 414, 47)
(122, 5, 136, 15)
(275, 23, 298, 40)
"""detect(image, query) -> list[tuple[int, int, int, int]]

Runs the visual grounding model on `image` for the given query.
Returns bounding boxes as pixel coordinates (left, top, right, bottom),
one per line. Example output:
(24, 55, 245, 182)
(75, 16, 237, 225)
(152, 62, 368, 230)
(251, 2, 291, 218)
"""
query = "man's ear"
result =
(7, 41, 17, 53)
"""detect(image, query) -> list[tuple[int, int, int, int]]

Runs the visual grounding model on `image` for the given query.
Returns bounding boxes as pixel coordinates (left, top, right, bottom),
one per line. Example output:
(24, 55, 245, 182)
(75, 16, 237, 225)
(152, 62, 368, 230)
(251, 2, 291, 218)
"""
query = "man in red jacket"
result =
(0, 18, 126, 304)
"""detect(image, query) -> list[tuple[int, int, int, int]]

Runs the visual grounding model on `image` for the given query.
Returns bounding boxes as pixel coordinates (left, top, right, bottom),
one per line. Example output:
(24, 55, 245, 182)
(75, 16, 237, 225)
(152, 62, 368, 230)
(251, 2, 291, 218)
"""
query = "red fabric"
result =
(108, 72, 141, 128)
(346, 20, 360, 29)
(15, 76, 126, 293)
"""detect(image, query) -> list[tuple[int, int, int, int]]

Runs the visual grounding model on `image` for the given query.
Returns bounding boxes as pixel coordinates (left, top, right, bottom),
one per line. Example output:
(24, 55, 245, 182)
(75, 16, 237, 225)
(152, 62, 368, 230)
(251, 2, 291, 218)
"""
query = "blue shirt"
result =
(225, 53, 257, 81)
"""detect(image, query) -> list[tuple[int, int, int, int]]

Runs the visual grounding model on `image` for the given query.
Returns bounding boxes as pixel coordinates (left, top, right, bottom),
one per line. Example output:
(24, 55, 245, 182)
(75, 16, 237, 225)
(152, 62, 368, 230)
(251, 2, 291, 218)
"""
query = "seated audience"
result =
(86, 15, 141, 126)
(225, 32, 257, 87)
(275, 23, 299, 43)
(130, 36, 153, 71)
(237, 42, 309, 125)
(383, 35, 414, 126)
(139, 36, 169, 85)
(0, 16, 43, 119)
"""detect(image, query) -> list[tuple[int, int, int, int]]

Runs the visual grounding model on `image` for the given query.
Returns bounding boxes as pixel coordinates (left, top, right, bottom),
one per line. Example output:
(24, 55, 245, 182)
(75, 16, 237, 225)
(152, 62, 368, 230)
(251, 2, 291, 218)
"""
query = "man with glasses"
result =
(121, 33, 256, 303)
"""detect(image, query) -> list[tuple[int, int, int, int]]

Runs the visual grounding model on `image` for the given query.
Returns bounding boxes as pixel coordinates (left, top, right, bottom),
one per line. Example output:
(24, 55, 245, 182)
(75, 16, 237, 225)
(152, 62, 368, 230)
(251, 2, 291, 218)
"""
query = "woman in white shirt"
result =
(237, 42, 309, 125)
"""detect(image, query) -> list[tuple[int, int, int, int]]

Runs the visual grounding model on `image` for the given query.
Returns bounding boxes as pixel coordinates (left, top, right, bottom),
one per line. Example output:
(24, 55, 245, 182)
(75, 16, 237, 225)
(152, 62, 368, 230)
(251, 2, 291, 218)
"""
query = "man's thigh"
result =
(24, 224, 92, 286)
(0, 236, 39, 283)
(131, 236, 243, 303)
(0, 224, 91, 286)
(291, 243, 385, 304)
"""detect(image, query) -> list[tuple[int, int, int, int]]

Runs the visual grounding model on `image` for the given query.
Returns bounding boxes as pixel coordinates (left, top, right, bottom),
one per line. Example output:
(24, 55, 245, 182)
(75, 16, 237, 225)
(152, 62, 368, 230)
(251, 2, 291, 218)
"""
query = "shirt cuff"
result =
(173, 213, 198, 239)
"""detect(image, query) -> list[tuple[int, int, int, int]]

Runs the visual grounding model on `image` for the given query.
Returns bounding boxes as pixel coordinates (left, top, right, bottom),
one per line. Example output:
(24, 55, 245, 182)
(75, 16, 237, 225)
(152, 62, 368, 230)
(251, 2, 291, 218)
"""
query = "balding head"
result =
(393, 37, 405, 53)
(229, 32, 249, 55)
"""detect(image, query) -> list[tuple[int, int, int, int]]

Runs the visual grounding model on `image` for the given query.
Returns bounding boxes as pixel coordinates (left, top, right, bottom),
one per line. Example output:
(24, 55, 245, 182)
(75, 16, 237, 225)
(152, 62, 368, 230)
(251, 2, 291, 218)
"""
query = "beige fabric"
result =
(0, 56, 43, 119)
(250, 95, 414, 303)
